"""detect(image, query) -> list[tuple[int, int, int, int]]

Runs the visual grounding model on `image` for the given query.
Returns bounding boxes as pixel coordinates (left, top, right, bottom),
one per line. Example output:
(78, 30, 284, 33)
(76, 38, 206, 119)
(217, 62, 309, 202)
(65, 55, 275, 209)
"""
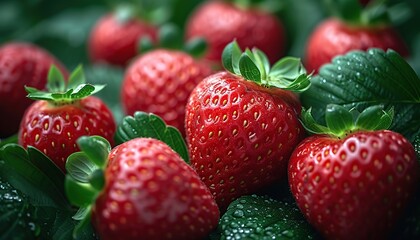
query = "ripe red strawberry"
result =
(288, 105, 420, 240)
(305, 0, 409, 73)
(185, 41, 310, 210)
(185, 0, 285, 67)
(121, 49, 212, 135)
(88, 13, 157, 66)
(64, 130, 220, 240)
(18, 66, 116, 172)
(90, 137, 220, 240)
(0, 42, 68, 138)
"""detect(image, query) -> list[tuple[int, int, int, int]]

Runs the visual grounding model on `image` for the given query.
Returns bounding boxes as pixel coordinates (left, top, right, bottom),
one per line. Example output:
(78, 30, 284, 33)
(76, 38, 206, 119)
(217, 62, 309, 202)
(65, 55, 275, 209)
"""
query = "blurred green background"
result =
(1, 0, 419, 123)
(1, 0, 419, 70)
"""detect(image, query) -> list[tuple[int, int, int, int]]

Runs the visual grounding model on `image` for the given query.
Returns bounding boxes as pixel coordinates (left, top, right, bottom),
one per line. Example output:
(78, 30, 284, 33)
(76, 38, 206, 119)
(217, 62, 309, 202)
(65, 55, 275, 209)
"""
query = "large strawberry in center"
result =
(185, 41, 311, 210)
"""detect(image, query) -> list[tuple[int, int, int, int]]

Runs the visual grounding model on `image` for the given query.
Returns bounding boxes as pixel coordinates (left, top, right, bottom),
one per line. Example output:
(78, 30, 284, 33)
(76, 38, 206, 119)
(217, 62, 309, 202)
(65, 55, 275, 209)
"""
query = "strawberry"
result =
(185, 0, 285, 67)
(121, 49, 212, 135)
(185, 41, 310, 210)
(88, 10, 157, 66)
(93, 138, 219, 240)
(288, 105, 420, 240)
(0, 42, 68, 138)
(18, 66, 116, 172)
(64, 131, 220, 239)
(305, 0, 409, 73)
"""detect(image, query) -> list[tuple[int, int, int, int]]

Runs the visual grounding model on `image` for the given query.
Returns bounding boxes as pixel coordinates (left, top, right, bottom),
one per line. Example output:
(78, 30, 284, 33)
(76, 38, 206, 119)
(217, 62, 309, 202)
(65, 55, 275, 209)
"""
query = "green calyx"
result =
(25, 65, 105, 106)
(222, 41, 311, 93)
(302, 104, 394, 138)
(138, 23, 207, 59)
(228, 0, 284, 14)
(325, 0, 393, 27)
(113, 1, 170, 25)
(65, 135, 111, 239)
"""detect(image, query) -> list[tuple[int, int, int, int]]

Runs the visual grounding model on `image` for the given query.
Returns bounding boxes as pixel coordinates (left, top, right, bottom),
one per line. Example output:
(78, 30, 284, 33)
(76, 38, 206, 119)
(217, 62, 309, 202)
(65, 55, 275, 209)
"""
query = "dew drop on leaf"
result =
(282, 230, 294, 238)
(233, 209, 244, 218)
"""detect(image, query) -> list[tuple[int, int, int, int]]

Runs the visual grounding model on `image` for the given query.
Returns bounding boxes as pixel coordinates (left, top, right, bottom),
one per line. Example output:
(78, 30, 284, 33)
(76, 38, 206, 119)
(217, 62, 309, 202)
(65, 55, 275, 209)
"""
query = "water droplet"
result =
(282, 230, 294, 238)
(233, 209, 244, 218)
(236, 204, 244, 209)
(239, 199, 247, 204)
(230, 222, 239, 228)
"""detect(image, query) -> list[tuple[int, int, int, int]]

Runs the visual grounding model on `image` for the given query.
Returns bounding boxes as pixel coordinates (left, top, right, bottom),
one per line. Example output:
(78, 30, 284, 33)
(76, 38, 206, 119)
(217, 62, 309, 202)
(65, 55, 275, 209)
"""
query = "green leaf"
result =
(72, 206, 91, 221)
(72, 209, 95, 240)
(0, 144, 69, 209)
(27, 64, 105, 103)
(47, 65, 66, 93)
(50, 210, 96, 240)
(355, 105, 394, 130)
(239, 52, 261, 84)
(222, 41, 242, 74)
(266, 57, 311, 92)
(300, 108, 332, 135)
(26, 88, 56, 101)
(252, 48, 270, 79)
(67, 65, 86, 90)
(65, 175, 97, 208)
(89, 169, 105, 191)
(325, 104, 355, 136)
(270, 73, 311, 93)
(51, 88, 73, 100)
(27, 146, 65, 193)
(115, 111, 190, 164)
(77, 135, 111, 169)
(269, 57, 306, 80)
(218, 195, 319, 239)
(0, 146, 78, 239)
(71, 84, 95, 99)
(300, 48, 420, 142)
(0, 177, 40, 239)
(66, 152, 98, 183)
